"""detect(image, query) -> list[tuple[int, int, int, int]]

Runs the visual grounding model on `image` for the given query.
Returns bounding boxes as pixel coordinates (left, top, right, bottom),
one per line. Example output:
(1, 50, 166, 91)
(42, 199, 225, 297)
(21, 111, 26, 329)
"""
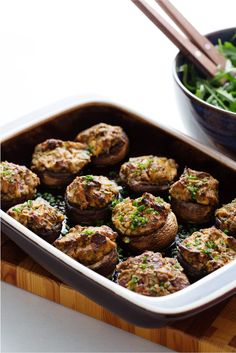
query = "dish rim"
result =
(1, 96, 236, 317)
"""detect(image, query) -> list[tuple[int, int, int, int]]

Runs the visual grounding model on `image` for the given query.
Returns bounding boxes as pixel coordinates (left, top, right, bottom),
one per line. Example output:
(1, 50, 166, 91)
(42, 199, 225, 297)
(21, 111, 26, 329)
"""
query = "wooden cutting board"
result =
(1, 233, 236, 353)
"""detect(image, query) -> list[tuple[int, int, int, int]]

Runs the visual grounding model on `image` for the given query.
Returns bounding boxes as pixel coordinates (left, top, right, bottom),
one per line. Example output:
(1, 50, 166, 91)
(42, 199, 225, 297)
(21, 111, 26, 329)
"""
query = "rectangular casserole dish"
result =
(1, 96, 236, 328)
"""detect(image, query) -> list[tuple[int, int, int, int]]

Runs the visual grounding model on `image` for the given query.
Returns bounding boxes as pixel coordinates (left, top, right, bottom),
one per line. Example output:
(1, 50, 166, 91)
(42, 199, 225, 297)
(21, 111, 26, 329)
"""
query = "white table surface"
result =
(1, 1, 235, 352)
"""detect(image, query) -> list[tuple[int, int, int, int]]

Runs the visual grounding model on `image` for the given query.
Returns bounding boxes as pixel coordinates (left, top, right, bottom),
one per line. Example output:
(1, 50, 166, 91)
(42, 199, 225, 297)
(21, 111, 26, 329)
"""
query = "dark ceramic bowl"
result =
(173, 27, 236, 153)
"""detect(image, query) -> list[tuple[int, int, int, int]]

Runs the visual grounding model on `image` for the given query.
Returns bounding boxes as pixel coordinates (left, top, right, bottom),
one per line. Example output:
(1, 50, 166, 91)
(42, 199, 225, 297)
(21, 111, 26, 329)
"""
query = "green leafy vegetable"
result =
(179, 35, 236, 113)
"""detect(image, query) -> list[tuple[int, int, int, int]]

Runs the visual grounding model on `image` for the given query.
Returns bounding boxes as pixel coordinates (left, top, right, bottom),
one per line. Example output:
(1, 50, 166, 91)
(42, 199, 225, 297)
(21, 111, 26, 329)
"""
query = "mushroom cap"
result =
(120, 155, 178, 194)
(117, 251, 189, 296)
(75, 123, 129, 166)
(53, 225, 118, 276)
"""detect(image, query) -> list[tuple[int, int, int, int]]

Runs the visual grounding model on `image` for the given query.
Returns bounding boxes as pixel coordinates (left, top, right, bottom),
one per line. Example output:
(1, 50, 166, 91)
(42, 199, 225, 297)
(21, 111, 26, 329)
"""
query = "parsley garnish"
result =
(82, 229, 94, 235)
(84, 175, 94, 183)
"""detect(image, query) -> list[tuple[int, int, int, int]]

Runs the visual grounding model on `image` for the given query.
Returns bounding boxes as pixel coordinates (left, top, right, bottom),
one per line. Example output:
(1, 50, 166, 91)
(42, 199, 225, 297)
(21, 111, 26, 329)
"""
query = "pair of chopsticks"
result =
(131, 0, 226, 77)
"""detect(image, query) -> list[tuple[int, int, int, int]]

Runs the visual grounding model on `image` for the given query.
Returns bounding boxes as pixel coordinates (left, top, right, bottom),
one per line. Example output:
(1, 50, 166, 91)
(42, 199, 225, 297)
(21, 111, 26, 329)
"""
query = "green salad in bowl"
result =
(179, 36, 236, 113)
(173, 28, 236, 153)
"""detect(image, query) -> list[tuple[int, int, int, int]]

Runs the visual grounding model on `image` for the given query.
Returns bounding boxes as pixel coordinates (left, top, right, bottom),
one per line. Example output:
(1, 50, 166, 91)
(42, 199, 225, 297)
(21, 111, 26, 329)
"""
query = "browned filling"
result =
(117, 251, 189, 296)
(215, 199, 236, 235)
(53, 225, 117, 270)
(31, 139, 91, 174)
(170, 168, 218, 206)
(112, 193, 170, 237)
(120, 155, 178, 187)
(66, 175, 120, 210)
(1, 161, 40, 202)
(75, 123, 128, 158)
(7, 198, 64, 232)
(178, 227, 236, 273)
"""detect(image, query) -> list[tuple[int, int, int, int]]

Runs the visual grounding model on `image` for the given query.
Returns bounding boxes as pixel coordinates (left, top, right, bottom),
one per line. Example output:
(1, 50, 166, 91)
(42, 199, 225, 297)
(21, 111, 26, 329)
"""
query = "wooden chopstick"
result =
(131, 0, 220, 77)
(155, 0, 226, 69)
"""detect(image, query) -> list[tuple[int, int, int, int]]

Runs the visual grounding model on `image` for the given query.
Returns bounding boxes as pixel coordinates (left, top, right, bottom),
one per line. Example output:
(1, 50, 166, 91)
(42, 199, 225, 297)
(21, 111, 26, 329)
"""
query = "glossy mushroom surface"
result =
(1, 161, 40, 210)
(117, 251, 189, 296)
(119, 155, 178, 194)
(53, 225, 118, 276)
(75, 123, 129, 166)
(31, 139, 91, 187)
(215, 199, 236, 237)
(169, 168, 219, 224)
(112, 193, 178, 253)
(65, 175, 120, 225)
(7, 198, 64, 243)
(177, 227, 236, 279)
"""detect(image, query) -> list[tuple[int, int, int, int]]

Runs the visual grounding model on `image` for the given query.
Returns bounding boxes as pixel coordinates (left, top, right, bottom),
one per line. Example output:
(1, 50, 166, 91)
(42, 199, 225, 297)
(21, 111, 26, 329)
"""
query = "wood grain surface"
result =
(1, 233, 236, 353)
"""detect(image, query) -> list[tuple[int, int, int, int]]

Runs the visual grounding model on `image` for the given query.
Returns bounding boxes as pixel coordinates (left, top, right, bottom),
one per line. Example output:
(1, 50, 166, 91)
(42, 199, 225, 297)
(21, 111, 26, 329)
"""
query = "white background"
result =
(1, 0, 235, 352)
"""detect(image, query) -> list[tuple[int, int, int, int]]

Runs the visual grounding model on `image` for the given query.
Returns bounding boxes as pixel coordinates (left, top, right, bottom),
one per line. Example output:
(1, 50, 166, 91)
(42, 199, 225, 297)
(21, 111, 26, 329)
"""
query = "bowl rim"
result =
(172, 27, 236, 119)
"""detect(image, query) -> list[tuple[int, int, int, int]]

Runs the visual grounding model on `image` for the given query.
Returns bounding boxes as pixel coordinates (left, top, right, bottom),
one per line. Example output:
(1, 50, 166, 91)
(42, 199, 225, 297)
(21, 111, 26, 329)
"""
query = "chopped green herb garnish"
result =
(130, 275, 139, 284)
(187, 184, 199, 201)
(205, 241, 217, 249)
(111, 198, 120, 208)
(139, 263, 147, 270)
(185, 242, 192, 248)
(12, 207, 20, 213)
(87, 144, 94, 153)
(203, 248, 213, 257)
(82, 229, 94, 235)
(146, 207, 158, 214)
(137, 205, 145, 212)
(187, 174, 198, 180)
(1, 170, 12, 176)
(130, 211, 148, 230)
(123, 236, 130, 244)
(84, 175, 94, 183)
(133, 197, 142, 207)
(142, 255, 148, 263)
(128, 275, 140, 289)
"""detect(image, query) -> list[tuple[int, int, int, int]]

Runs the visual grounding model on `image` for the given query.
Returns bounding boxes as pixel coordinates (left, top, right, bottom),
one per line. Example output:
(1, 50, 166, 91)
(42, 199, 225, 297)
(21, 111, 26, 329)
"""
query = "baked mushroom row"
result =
(1, 157, 234, 238)
(4, 182, 236, 296)
(31, 123, 129, 187)
(120, 163, 219, 224)
(2, 160, 235, 246)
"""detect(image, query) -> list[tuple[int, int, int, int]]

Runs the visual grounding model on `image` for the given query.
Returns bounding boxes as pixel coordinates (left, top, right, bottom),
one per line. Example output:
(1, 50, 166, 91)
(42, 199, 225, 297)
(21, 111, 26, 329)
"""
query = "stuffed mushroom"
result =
(75, 123, 129, 166)
(31, 139, 91, 187)
(1, 161, 40, 210)
(65, 175, 120, 225)
(112, 193, 178, 253)
(169, 168, 219, 224)
(7, 198, 64, 243)
(117, 251, 189, 296)
(119, 155, 178, 194)
(215, 199, 236, 237)
(53, 225, 118, 276)
(177, 227, 236, 279)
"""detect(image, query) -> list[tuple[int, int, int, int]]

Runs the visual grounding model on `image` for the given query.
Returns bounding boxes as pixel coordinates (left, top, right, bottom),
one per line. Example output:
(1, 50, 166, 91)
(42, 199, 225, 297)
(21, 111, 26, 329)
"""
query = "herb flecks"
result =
(187, 184, 199, 201)
(128, 275, 139, 289)
(84, 175, 94, 183)
(82, 229, 94, 235)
